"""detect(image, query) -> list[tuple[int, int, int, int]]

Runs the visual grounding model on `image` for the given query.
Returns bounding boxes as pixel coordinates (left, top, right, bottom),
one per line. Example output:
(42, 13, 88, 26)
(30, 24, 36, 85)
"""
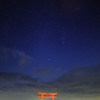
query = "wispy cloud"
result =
(0, 72, 41, 92)
(46, 73, 52, 76)
(0, 72, 40, 83)
(34, 68, 50, 74)
(0, 46, 34, 68)
(13, 50, 34, 68)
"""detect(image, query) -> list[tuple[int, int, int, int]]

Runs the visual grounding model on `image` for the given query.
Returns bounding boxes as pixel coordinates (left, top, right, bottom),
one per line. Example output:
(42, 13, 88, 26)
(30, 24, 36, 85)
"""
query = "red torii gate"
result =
(38, 92, 58, 100)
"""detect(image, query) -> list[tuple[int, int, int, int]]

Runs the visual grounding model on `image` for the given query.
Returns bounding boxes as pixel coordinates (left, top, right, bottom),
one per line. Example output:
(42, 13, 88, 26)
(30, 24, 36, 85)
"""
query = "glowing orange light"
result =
(38, 92, 58, 100)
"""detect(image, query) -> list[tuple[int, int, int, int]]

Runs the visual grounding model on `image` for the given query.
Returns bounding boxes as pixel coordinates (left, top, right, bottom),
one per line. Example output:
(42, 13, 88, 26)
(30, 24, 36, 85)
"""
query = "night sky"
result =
(0, 0, 100, 100)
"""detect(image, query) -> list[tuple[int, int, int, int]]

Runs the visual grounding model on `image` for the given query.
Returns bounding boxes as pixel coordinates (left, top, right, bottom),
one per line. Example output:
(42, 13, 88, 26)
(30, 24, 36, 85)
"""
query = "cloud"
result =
(13, 50, 34, 68)
(0, 72, 43, 95)
(0, 65, 100, 100)
(0, 72, 40, 84)
(34, 68, 50, 74)
(0, 46, 34, 68)
(0, 72, 20, 81)
(50, 65, 100, 95)
(19, 74, 40, 84)
(54, 64, 100, 83)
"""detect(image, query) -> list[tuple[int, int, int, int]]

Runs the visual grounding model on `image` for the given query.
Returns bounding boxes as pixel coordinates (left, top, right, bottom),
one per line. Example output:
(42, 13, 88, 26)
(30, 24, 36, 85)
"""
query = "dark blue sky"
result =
(0, 0, 100, 82)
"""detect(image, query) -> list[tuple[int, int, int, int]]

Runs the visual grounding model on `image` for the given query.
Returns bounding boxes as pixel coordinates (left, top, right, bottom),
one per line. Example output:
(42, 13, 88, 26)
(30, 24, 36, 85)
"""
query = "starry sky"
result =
(0, 0, 100, 100)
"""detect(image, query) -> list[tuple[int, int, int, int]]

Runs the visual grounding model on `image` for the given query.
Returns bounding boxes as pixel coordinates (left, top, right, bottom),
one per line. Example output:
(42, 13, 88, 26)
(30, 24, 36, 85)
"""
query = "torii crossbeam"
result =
(38, 92, 58, 100)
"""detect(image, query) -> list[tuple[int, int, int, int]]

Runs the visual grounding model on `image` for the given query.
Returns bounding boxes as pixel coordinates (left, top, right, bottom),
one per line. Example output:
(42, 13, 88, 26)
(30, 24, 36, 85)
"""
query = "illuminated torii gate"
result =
(38, 92, 58, 100)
